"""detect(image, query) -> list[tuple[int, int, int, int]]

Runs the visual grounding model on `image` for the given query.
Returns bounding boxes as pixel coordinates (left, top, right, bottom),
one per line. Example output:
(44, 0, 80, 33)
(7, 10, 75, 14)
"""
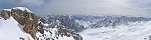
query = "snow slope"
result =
(79, 21, 151, 40)
(0, 16, 33, 40)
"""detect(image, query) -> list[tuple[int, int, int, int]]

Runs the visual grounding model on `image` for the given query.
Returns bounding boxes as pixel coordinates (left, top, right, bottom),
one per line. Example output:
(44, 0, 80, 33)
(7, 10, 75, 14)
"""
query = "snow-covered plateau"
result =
(80, 21, 151, 40)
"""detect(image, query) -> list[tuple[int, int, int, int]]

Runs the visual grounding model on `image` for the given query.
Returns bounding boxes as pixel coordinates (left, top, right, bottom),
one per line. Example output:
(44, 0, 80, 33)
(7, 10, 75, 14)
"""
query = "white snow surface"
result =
(13, 7, 32, 13)
(3, 7, 32, 13)
(0, 16, 33, 40)
(80, 21, 151, 40)
(3, 9, 11, 11)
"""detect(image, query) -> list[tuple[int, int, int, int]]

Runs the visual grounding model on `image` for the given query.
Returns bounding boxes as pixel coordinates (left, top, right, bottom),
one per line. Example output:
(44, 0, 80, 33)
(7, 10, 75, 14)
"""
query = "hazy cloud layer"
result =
(19, 0, 44, 6)
(0, 0, 151, 16)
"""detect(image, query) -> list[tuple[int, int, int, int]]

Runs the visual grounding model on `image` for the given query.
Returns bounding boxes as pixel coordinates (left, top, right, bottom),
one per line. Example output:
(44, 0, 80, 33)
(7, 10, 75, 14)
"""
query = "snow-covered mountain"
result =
(40, 15, 151, 30)
(1, 7, 151, 40)
(74, 16, 151, 40)
(74, 16, 151, 28)
(39, 15, 85, 32)
(0, 7, 82, 40)
(40, 15, 151, 40)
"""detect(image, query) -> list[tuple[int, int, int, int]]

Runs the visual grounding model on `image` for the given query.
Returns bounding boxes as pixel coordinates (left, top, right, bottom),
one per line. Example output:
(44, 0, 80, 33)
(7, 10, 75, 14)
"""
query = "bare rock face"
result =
(11, 9, 41, 39)
(0, 10, 11, 20)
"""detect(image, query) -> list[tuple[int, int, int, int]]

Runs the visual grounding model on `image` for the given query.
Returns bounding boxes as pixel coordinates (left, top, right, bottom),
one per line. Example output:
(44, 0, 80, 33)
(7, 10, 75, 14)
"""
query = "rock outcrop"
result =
(0, 8, 40, 39)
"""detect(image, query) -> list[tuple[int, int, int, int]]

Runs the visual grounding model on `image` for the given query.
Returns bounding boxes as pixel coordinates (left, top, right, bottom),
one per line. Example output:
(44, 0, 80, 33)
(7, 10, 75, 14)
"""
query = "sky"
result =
(0, 0, 151, 16)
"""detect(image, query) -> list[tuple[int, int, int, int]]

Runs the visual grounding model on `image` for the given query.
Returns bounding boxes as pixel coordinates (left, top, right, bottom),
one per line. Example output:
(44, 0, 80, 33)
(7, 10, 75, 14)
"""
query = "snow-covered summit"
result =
(3, 9, 11, 11)
(3, 7, 32, 13)
(12, 7, 32, 13)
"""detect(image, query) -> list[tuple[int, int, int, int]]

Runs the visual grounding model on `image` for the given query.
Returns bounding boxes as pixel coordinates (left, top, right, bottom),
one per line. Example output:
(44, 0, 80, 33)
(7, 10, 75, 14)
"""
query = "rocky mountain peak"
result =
(0, 7, 83, 40)
(0, 7, 40, 39)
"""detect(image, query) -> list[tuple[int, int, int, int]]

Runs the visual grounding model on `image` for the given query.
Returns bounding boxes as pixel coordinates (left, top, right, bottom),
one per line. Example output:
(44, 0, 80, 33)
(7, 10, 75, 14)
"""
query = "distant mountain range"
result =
(40, 15, 151, 30)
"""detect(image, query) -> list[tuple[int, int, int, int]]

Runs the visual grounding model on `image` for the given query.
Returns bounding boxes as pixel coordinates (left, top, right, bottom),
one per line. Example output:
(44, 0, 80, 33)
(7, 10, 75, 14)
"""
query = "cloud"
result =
(0, 0, 19, 10)
(0, 0, 18, 3)
(19, 0, 44, 6)
(34, 0, 151, 16)
(1, 0, 151, 16)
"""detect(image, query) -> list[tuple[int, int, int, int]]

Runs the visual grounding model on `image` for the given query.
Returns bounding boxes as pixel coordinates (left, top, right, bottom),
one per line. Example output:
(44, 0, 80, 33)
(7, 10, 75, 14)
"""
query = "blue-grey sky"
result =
(0, 0, 151, 16)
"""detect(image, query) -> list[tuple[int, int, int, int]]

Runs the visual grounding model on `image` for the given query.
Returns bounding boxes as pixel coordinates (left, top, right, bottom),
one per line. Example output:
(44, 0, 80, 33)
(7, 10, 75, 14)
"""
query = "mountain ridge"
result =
(0, 7, 83, 40)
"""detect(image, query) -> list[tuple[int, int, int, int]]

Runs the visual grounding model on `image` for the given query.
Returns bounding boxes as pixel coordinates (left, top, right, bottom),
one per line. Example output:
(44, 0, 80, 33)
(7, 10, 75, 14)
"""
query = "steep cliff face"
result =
(12, 9, 39, 39)
(0, 7, 83, 40)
